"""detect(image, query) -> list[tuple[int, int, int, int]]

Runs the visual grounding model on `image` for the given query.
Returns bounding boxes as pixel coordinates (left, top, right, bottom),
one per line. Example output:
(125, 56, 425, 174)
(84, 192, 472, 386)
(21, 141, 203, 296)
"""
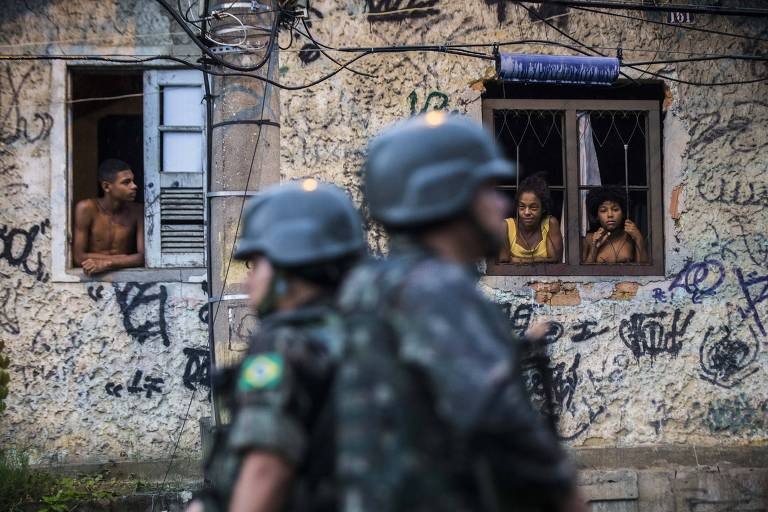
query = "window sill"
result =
(485, 261, 664, 278)
(53, 267, 206, 283)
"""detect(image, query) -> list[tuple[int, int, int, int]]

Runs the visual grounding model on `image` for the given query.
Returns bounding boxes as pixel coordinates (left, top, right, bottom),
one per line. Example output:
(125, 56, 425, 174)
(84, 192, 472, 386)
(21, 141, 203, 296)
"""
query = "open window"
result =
(483, 81, 664, 276)
(69, 67, 206, 273)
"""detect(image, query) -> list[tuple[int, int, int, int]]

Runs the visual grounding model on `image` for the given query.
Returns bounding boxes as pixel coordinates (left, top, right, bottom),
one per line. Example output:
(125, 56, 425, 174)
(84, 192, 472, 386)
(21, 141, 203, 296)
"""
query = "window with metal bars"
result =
(482, 84, 664, 276)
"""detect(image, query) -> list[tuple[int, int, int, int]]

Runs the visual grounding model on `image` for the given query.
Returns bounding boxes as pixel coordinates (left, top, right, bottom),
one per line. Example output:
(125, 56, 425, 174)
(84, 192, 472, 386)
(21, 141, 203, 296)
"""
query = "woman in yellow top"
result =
(498, 175, 563, 263)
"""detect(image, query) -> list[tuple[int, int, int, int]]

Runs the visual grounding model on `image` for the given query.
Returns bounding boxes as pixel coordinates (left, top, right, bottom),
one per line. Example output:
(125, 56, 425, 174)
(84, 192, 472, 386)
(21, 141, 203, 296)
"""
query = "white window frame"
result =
(144, 68, 207, 268)
(49, 62, 207, 283)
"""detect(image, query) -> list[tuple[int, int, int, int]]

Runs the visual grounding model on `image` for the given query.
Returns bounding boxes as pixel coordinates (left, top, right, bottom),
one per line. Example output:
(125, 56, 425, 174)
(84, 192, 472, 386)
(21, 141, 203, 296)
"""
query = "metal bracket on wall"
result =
(208, 293, 249, 303)
(209, 45, 248, 55)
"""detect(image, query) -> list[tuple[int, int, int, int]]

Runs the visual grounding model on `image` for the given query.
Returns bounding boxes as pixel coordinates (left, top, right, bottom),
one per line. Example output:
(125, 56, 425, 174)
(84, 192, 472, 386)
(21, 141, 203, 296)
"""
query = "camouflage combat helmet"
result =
(364, 112, 515, 228)
(234, 179, 365, 266)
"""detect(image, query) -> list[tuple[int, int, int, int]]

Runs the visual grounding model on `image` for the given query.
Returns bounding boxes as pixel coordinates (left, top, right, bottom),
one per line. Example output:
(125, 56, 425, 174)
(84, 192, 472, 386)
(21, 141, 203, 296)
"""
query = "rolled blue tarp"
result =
(498, 53, 620, 85)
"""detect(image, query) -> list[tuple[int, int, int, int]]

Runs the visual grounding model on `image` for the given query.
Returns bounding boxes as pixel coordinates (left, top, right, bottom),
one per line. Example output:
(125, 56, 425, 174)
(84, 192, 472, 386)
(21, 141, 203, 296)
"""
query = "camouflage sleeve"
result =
(396, 261, 574, 493)
(227, 352, 306, 465)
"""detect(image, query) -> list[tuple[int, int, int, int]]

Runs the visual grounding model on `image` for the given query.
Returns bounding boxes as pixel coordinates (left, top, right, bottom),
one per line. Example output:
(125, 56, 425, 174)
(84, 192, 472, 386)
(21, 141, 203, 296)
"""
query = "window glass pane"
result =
(162, 86, 203, 126)
(582, 111, 647, 186)
(493, 110, 564, 187)
(162, 131, 203, 173)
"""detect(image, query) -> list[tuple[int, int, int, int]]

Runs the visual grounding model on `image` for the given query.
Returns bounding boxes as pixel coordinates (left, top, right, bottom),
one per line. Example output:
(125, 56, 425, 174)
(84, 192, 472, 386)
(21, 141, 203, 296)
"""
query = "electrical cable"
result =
(3, 44, 766, 89)
(153, 0, 278, 72)
(296, 19, 377, 79)
(515, 3, 768, 86)
(625, 55, 768, 66)
(159, 387, 197, 493)
(278, 19, 294, 50)
(515, 0, 768, 18)
(569, 5, 768, 44)
(617, 67, 767, 86)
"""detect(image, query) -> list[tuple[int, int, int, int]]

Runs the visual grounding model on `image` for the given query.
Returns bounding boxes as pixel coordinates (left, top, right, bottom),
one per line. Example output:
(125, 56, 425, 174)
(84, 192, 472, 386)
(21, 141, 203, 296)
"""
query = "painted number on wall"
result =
(667, 11, 695, 24)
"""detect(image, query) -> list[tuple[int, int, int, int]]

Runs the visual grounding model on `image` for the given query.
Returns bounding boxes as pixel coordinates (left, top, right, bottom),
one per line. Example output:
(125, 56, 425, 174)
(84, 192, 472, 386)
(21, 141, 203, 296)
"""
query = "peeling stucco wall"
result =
(1, 0, 766, 466)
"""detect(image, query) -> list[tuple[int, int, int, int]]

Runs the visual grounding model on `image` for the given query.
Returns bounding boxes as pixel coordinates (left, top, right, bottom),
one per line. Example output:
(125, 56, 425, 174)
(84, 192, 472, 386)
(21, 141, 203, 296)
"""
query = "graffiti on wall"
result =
(570, 320, 609, 343)
(735, 268, 768, 337)
(0, 273, 20, 335)
(705, 394, 767, 435)
(668, 258, 725, 304)
(182, 346, 210, 396)
(619, 309, 695, 360)
(366, 0, 440, 22)
(0, 220, 50, 282)
(105, 369, 165, 399)
(0, 65, 54, 147)
(113, 282, 170, 346)
(699, 323, 760, 389)
(407, 89, 450, 116)
(697, 177, 768, 208)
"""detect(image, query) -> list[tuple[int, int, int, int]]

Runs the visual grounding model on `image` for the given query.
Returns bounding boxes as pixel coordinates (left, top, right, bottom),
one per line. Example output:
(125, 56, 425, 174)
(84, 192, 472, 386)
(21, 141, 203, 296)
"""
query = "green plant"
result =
(0, 447, 57, 512)
(39, 474, 119, 512)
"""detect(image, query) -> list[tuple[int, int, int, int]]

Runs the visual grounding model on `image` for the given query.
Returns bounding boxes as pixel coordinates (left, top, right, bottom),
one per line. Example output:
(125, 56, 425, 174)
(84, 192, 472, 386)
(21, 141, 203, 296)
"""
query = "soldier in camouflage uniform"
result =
(189, 179, 365, 512)
(336, 112, 584, 512)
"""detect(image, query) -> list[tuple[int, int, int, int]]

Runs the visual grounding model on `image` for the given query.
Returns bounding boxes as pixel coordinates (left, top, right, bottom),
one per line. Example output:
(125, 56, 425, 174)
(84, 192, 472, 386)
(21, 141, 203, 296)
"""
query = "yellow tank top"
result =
(506, 216, 550, 259)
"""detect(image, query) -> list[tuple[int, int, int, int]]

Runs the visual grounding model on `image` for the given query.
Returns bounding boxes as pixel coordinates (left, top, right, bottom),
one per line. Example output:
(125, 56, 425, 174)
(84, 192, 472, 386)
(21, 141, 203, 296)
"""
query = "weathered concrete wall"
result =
(0, 1, 211, 464)
(279, 0, 768, 450)
(1, 0, 766, 470)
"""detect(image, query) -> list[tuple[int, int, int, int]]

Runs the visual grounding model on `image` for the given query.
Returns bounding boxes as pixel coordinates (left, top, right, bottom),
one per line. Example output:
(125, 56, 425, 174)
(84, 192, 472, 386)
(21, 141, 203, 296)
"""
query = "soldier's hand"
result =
(525, 319, 551, 343)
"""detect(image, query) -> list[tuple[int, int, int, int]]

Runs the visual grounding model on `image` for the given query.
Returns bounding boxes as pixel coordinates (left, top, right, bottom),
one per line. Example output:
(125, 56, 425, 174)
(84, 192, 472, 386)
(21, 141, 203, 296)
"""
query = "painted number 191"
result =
(667, 11, 695, 24)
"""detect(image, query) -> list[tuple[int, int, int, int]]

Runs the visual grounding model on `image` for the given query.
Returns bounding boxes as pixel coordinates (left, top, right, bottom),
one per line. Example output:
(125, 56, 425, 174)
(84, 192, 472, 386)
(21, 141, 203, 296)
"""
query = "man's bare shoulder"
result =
(74, 199, 97, 221)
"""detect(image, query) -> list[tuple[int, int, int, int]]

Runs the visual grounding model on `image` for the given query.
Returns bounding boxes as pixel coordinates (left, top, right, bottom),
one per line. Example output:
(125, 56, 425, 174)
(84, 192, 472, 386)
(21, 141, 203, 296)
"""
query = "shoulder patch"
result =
(238, 353, 284, 392)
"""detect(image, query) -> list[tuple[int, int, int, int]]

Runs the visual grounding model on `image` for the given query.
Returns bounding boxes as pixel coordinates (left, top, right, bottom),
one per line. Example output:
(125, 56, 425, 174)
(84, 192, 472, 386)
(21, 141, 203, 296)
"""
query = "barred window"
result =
(483, 82, 664, 276)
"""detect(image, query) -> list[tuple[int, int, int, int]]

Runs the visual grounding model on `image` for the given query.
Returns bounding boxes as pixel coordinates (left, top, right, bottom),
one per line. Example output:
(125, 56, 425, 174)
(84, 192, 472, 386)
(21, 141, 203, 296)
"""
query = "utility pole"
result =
(205, 1, 281, 424)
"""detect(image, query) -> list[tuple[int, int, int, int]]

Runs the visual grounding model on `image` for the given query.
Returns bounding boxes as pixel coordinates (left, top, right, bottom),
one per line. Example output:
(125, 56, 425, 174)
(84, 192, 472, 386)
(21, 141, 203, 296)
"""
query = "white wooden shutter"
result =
(144, 69, 206, 267)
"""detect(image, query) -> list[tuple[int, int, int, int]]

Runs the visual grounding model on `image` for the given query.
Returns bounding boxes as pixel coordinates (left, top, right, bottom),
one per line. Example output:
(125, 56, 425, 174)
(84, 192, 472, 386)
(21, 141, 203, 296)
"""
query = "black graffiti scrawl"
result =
(182, 346, 210, 394)
(699, 324, 760, 389)
(366, 0, 440, 22)
(619, 309, 695, 360)
(0, 220, 50, 282)
(113, 282, 170, 346)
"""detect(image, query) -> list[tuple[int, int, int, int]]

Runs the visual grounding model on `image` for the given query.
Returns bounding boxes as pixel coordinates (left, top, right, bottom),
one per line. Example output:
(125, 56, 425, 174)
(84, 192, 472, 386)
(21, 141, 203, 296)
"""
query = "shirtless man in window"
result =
(73, 159, 144, 275)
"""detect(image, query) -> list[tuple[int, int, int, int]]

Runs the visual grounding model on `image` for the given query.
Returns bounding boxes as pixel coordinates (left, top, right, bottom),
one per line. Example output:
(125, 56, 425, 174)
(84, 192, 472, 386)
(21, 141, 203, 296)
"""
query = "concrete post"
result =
(205, 1, 281, 423)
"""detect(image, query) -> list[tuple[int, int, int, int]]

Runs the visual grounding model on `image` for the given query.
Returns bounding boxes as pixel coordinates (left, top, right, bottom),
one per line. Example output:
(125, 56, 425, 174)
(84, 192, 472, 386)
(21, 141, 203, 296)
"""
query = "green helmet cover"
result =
(364, 112, 515, 228)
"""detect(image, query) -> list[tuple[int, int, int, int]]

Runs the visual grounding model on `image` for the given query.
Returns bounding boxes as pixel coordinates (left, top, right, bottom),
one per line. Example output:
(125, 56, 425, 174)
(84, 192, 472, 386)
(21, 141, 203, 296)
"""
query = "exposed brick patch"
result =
(610, 282, 640, 301)
(530, 282, 581, 306)
(670, 184, 683, 220)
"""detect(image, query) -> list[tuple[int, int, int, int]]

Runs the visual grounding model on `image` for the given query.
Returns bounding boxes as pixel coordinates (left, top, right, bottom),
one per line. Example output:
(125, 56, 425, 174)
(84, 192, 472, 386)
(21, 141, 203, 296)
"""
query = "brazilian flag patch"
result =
(238, 353, 284, 392)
